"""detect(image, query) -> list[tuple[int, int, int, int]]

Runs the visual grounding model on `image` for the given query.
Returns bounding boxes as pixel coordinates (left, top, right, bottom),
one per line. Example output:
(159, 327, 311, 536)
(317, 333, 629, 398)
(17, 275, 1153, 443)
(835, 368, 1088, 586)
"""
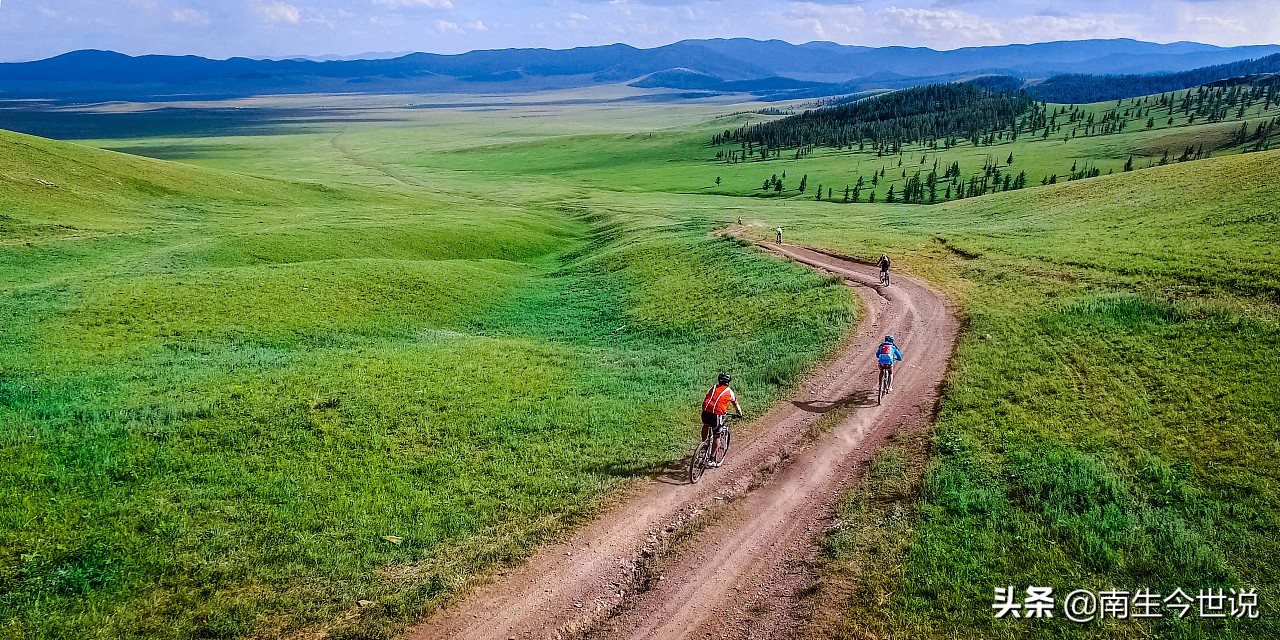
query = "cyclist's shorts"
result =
(701, 410, 726, 432)
(879, 363, 893, 371)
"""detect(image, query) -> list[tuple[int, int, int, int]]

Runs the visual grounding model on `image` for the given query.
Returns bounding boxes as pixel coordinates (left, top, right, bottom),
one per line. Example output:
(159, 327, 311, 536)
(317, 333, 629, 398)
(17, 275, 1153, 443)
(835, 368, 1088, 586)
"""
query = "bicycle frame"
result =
(689, 414, 739, 483)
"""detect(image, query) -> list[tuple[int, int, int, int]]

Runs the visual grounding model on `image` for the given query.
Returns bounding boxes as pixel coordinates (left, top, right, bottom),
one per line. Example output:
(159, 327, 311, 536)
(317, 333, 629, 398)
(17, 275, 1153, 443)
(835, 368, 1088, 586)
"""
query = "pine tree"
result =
(886, 185, 896, 203)
(1124, 155, 1133, 171)
(799, 174, 808, 193)
(1006, 152, 1014, 165)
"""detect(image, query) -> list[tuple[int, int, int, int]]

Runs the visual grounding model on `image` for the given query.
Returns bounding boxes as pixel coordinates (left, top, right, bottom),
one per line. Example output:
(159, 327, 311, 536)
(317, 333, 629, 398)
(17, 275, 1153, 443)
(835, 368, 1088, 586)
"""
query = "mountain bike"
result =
(877, 365, 892, 405)
(689, 414, 740, 484)
(880, 270, 890, 286)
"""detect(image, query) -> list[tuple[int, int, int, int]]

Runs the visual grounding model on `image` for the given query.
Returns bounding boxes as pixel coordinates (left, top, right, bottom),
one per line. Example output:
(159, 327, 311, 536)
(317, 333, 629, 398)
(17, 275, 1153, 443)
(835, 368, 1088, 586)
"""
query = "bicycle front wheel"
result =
(689, 439, 711, 484)
(715, 429, 732, 465)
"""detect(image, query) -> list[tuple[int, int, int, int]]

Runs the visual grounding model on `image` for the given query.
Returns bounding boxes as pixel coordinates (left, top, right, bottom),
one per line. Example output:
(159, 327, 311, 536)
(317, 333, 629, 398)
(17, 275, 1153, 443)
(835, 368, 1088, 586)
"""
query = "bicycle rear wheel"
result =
(689, 439, 711, 484)
(877, 369, 887, 405)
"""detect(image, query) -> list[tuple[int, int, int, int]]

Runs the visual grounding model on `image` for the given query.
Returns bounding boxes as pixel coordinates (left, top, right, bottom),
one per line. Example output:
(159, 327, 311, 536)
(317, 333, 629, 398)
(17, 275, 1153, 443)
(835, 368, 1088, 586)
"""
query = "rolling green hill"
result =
(757, 149, 1280, 639)
(0, 128, 852, 639)
(3, 75, 1279, 639)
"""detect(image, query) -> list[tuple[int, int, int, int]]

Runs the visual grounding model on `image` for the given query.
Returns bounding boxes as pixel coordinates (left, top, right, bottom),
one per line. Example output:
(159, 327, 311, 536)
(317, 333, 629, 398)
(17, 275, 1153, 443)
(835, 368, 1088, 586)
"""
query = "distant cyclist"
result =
(701, 373, 743, 467)
(775, 227, 783, 244)
(875, 335, 903, 393)
(877, 254, 891, 285)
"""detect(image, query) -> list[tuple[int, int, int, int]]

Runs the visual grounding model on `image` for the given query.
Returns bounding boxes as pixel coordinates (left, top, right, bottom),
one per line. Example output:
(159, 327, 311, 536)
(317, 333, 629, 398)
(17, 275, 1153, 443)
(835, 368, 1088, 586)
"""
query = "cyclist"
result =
(701, 373, 743, 467)
(875, 335, 903, 393)
(877, 254, 891, 284)
(775, 227, 783, 244)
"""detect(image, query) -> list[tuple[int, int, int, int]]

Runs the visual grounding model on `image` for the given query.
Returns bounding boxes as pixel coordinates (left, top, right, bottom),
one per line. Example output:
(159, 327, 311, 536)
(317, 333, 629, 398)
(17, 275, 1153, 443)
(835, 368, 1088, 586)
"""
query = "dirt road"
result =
(407, 242, 958, 640)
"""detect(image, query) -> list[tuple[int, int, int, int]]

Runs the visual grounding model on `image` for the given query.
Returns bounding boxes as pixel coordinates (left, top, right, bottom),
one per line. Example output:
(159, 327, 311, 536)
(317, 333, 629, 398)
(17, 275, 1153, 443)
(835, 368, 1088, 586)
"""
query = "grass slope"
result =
(0, 129, 853, 639)
(5, 81, 1277, 640)
(758, 150, 1280, 639)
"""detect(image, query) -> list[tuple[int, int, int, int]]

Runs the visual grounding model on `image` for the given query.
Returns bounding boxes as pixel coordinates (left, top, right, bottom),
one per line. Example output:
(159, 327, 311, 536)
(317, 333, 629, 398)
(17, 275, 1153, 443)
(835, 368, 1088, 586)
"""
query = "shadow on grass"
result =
(590, 457, 693, 486)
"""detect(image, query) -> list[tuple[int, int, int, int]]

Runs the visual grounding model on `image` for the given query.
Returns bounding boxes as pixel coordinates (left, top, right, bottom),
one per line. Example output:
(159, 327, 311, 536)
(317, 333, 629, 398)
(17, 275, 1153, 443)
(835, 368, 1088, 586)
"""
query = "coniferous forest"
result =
(716, 83, 1035, 156)
(709, 75, 1280, 205)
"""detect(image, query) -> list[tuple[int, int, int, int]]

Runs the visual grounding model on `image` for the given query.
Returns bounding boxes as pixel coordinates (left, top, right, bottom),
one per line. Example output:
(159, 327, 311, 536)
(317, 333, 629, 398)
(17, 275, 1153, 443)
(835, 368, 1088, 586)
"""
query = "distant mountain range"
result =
(1, 38, 1279, 102)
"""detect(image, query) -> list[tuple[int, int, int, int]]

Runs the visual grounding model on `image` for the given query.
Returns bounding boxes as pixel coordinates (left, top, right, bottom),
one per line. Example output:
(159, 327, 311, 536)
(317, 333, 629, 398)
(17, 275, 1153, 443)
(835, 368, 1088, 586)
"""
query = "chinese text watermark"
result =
(994, 586, 1260, 622)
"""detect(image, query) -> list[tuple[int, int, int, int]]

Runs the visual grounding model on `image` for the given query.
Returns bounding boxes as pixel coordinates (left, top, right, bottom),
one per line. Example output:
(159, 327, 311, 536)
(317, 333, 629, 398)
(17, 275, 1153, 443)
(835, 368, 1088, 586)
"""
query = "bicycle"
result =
(689, 414, 740, 484)
(879, 270, 890, 286)
(877, 365, 892, 405)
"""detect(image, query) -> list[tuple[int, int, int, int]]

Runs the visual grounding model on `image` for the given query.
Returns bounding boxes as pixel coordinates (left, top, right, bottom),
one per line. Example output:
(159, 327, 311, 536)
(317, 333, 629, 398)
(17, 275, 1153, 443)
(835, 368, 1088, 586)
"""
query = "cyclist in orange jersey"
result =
(701, 373, 743, 467)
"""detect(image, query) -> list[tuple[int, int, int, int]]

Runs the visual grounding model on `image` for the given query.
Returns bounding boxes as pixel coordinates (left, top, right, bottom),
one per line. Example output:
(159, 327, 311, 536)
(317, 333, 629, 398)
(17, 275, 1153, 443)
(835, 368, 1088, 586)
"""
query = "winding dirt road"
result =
(407, 241, 958, 640)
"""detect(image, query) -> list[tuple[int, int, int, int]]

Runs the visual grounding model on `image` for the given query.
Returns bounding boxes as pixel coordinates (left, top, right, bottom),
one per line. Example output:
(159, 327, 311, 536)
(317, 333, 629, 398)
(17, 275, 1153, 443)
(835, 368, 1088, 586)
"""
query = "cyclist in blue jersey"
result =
(875, 335, 903, 392)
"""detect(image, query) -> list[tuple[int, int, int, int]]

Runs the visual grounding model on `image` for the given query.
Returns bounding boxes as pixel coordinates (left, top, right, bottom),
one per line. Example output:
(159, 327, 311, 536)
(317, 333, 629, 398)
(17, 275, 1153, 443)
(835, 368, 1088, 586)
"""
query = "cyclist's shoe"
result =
(707, 459, 721, 468)
(887, 386, 893, 393)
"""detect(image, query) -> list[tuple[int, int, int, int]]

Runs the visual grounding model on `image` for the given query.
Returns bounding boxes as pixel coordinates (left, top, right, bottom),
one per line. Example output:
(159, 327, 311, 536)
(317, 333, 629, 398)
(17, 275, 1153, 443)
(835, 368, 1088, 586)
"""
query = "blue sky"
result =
(1, 0, 1277, 61)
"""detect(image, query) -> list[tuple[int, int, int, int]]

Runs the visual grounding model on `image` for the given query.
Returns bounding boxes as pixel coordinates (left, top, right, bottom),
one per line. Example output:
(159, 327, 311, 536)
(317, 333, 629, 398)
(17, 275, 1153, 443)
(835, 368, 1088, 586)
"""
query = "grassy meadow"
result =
(0, 122, 852, 639)
(1, 82, 1278, 640)
(762, 151, 1280, 640)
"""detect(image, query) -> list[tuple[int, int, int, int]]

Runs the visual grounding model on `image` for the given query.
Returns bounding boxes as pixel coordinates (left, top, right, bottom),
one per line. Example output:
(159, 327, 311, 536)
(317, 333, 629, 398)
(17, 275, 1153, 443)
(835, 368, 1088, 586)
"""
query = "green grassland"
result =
(2, 80, 1278, 640)
(759, 152, 1280, 639)
(0, 125, 852, 639)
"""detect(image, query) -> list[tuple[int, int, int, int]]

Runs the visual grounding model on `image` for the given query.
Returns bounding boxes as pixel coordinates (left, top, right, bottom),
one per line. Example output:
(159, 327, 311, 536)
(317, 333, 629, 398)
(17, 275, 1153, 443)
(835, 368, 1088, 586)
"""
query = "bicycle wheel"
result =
(877, 369, 887, 405)
(689, 439, 711, 484)
(714, 429, 732, 465)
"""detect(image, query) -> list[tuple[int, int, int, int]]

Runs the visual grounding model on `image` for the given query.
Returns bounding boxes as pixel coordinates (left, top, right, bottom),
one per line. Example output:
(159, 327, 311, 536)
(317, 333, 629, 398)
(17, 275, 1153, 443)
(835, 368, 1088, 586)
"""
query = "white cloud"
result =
(465, 19, 488, 31)
(1004, 13, 1129, 43)
(374, 0, 453, 8)
(434, 18, 460, 33)
(877, 6, 1002, 47)
(778, 2, 867, 40)
(171, 8, 210, 25)
(255, 2, 301, 25)
(1187, 15, 1248, 33)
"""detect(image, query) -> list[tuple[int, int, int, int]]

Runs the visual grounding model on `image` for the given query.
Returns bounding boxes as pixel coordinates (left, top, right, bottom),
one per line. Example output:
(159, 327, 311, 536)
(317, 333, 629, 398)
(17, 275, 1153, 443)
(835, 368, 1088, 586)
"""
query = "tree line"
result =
(713, 83, 1035, 157)
(1023, 53, 1280, 104)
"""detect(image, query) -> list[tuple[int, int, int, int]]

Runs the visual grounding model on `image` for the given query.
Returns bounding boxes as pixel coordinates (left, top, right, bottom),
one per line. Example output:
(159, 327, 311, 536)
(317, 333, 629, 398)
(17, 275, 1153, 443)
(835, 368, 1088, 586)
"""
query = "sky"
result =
(1, 0, 1278, 61)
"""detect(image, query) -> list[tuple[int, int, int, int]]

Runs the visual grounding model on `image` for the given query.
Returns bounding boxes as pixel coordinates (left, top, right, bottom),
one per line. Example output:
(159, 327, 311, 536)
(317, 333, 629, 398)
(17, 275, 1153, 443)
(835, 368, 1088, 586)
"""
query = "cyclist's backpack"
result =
(878, 343, 895, 365)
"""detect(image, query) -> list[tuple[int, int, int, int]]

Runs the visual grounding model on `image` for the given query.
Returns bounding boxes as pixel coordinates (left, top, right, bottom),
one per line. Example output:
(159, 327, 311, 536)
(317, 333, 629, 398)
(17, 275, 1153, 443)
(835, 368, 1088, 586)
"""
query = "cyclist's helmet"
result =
(884, 335, 895, 344)
(718, 373, 732, 385)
